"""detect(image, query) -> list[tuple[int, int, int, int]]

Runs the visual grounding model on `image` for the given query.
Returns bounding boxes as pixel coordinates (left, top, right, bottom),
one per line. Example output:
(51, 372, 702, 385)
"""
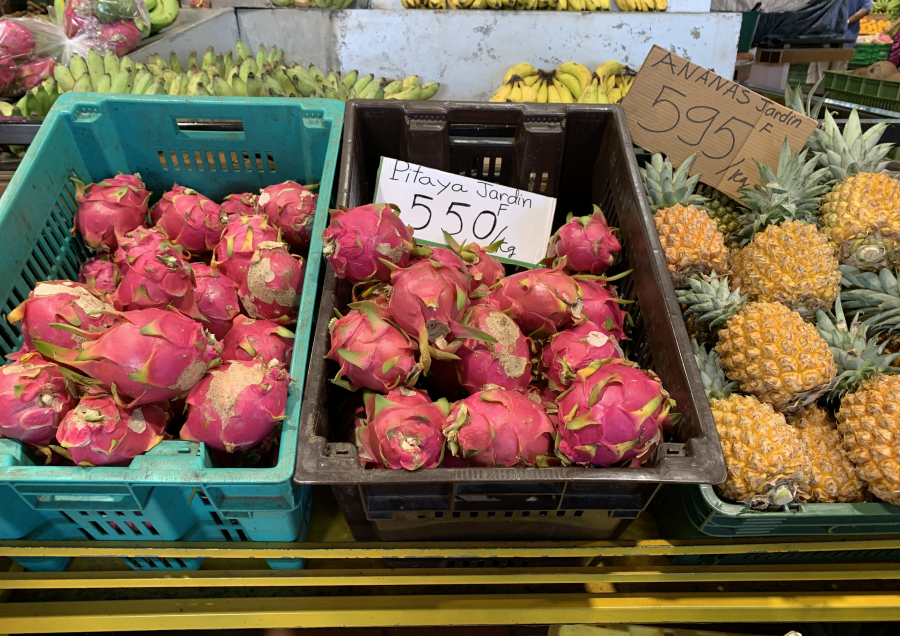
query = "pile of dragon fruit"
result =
(1, 173, 314, 467)
(322, 203, 676, 471)
(0, 20, 57, 95)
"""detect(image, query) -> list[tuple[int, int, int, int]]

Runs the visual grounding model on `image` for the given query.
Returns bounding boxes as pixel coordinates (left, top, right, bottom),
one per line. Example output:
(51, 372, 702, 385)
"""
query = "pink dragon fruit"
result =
(34, 307, 220, 407)
(211, 214, 281, 286)
(78, 255, 118, 294)
(154, 187, 227, 253)
(221, 315, 294, 366)
(239, 241, 305, 324)
(256, 181, 317, 250)
(191, 263, 241, 340)
(0, 50, 15, 96)
(0, 351, 76, 445)
(355, 391, 450, 470)
(541, 321, 624, 392)
(221, 192, 258, 223)
(61, 0, 91, 37)
(322, 203, 413, 283)
(56, 390, 167, 466)
(411, 245, 469, 275)
(326, 302, 420, 393)
(389, 259, 471, 373)
(7, 280, 119, 351)
(555, 359, 674, 467)
(547, 207, 622, 275)
(180, 359, 290, 453)
(149, 185, 189, 226)
(482, 261, 584, 338)
(364, 386, 430, 410)
(577, 277, 629, 341)
(0, 20, 35, 58)
(98, 21, 142, 57)
(114, 227, 197, 313)
(526, 382, 559, 425)
(73, 174, 151, 252)
(442, 388, 556, 467)
(16, 57, 55, 91)
(444, 234, 505, 294)
(452, 305, 532, 394)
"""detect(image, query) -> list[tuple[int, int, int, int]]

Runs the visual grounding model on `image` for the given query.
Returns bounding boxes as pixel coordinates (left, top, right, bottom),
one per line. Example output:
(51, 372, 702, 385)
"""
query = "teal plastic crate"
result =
(654, 484, 900, 565)
(0, 94, 343, 572)
(822, 70, 900, 113)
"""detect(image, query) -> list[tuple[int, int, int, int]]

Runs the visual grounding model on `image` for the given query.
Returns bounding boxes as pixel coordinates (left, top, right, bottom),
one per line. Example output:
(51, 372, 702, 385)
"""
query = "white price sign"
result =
(373, 157, 557, 266)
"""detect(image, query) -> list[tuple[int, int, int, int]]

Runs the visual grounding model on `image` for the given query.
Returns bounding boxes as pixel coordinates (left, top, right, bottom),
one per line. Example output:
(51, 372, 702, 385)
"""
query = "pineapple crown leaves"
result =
(640, 152, 707, 212)
(839, 264, 900, 336)
(734, 137, 831, 245)
(813, 109, 893, 181)
(816, 296, 900, 401)
(691, 338, 735, 402)
(783, 78, 826, 152)
(676, 274, 747, 331)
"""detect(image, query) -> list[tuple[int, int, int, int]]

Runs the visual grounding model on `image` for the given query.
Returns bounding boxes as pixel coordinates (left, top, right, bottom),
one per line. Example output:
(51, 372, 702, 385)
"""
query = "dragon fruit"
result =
(239, 241, 305, 324)
(221, 315, 294, 366)
(78, 255, 118, 294)
(547, 207, 622, 275)
(411, 245, 469, 275)
(180, 359, 290, 453)
(98, 21, 142, 57)
(555, 359, 673, 467)
(149, 185, 189, 226)
(56, 391, 167, 466)
(0, 351, 76, 445)
(221, 192, 258, 223)
(0, 50, 15, 96)
(114, 227, 197, 313)
(212, 215, 281, 286)
(526, 382, 559, 425)
(482, 261, 584, 338)
(355, 391, 450, 470)
(365, 386, 431, 411)
(155, 187, 227, 253)
(443, 388, 556, 467)
(453, 305, 532, 394)
(191, 263, 241, 340)
(256, 181, 317, 250)
(16, 57, 55, 90)
(0, 20, 35, 58)
(577, 277, 629, 341)
(444, 234, 505, 294)
(34, 307, 220, 407)
(541, 321, 624, 392)
(73, 174, 151, 252)
(326, 302, 420, 393)
(389, 259, 471, 373)
(322, 203, 413, 283)
(7, 280, 119, 350)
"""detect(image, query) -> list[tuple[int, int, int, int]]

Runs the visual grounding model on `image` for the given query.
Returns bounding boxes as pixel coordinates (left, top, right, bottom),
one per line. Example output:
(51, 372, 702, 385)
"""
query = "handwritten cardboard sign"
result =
(374, 158, 556, 266)
(622, 45, 818, 199)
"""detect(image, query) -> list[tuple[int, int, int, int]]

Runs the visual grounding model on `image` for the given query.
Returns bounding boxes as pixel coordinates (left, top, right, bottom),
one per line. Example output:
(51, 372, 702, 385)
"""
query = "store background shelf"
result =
(131, 9, 240, 62)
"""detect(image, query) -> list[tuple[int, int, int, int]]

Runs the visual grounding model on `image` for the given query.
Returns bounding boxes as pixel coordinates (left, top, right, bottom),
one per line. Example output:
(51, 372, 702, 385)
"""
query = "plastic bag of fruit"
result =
(55, 0, 150, 47)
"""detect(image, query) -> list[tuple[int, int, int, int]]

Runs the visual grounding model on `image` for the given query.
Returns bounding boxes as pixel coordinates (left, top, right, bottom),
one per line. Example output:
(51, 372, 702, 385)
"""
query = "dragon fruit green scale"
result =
(556, 359, 674, 467)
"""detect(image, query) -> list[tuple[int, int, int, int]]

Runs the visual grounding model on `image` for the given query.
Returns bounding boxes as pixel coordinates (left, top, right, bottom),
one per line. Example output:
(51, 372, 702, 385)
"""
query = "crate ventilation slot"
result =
(158, 150, 276, 173)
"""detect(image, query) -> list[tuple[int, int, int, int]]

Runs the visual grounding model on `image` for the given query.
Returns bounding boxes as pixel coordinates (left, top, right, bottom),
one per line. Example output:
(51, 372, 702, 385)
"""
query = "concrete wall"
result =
(132, 9, 241, 62)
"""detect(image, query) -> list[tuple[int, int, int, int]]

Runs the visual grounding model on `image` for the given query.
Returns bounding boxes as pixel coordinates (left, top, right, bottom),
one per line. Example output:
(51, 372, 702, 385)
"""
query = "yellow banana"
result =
(557, 0, 567, 9)
(536, 78, 549, 103)
(578, 77, 597, 103)
(520, 83, 538, 102)
(503, 63, 537, 84)
(597, 0, 610, 8)
(559, 62, 592, 92)
(523, 74, 540, 87)
(490, 82, 513, 102)
(471, 0, 487, 7)
(596, 84, 611, 104)
(584, 0, 597, 9)
(654, 0, 667, 9)
(547, 83, 561, 103)
(608, 87, 622, 103)
(595, 60, 623, 83)
(552, 78, 574, 103)
(568, 0, 584, 9)
(556, 72, 583, 100)
(526, 0, 538, 8)
(509, 81, 523, 102)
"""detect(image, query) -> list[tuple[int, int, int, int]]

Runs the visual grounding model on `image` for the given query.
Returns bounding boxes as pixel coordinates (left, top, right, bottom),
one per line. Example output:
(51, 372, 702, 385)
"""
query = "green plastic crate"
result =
(0, 93, 343, 572)
(852, 43, 891, 64)
(653, 484, 900, 565)
(822, 70, 900, 112)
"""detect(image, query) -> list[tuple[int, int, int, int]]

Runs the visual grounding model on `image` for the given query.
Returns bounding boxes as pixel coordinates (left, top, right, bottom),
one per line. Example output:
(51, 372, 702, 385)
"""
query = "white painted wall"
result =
(236, 9, 741, 100)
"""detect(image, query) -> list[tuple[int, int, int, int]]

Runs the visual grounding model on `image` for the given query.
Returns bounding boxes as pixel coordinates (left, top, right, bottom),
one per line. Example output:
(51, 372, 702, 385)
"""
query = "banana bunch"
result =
(404, 0, 611, 10)
(48, 41, 439, 101)
(613, 0, 666, 10)
(490, 61, 635, 104)
(0, 80, 59, 117)
(873, 0, 900, 19)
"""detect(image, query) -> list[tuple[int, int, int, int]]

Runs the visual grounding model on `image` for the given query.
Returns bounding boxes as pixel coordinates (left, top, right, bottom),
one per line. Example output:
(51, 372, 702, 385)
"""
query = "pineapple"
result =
(816, 297, 900, 504)
(734, 138, 830, 245)
(838, 264, 900, 366)
(679, 275, 836, 412)
(641, 153, 729, 288)
(814, 110, 899, 271)
(697, 185, 742, 246)
(731, 221, 841, 320)
(693, 340, 811, 508)
(786, 405, 868, 503)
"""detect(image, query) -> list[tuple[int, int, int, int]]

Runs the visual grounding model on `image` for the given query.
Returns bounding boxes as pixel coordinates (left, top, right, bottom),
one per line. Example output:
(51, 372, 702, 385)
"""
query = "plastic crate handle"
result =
(12, 484, 144, 511)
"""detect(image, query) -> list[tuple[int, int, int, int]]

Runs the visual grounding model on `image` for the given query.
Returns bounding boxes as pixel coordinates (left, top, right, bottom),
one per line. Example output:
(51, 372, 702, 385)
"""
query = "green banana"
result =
(201, 46, 215, 70)
(236, 39, 251, 60)
(286, 67, 319, 96)
(149, 0, 179, 34)
(269, 47, 283, 66)
(215, 54, 225, 77)
(323, 86, 343, 101)
(256, 44, 267, 71)
(146, 79, 167, 95)
(341, 70, 358, 89)
(223, 50, 235, 75)
(325, 70, 341, 90)
(402, 75, 419, 89)
(72, 74, 93, 92)
(86, 50, 105, 88)
(111, 69, 133, 93)
(353, 73, 374, 94)
(96, 74, 112, 93)
(358, 77, 382, 99)
(169, 51, 183, 73)
(245, 72, 262, 97)
(0, 101, 15, 116)
(261, 72, 286, 97)
(267, 44, 278, 64)
(213, 75, 235, 96)
(103, 51, 119, 77)
(239, 57, 258, 83)
(386, 85, 422, 100)
(308, 64, 328, 87)
(167, 73, 185, 95)
(225, 65, 240, 83)
(133, 71, 154, 94)
(274, 67, 297, 96)
(419, 81, 439, 99)
(119, 55, 134, 73)
(69, 54, 87, 80)
(231, 75, 249, 96)
(187, 50, 199, 69)
(54, 65, 75, 92)
(368, 85, 385, 100)
(185, 71, 203, 95)
(383, 79, 403, 96)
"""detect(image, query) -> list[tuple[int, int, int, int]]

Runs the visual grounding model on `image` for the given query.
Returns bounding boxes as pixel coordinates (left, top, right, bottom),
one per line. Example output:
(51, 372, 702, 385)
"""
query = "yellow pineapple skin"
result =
(787, 405, 868, 503)
(820, 172, 900, 271)
(712, 393, 811, 505)
(837, 374, 900, 505)
(654, 204, 729, 288)
(716, 302, 836, 412)
(732, 221, 841, 320)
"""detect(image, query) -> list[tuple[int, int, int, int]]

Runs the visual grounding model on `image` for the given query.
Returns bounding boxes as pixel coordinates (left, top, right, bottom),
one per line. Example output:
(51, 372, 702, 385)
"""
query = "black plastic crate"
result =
(294, 101, 726, 544)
